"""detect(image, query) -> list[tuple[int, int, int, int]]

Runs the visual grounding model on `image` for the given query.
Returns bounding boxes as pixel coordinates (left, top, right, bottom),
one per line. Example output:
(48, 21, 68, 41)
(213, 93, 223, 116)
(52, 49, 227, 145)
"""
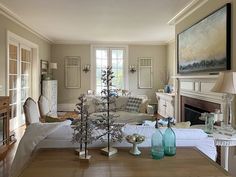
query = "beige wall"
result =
(51, 44, 91, 104)
(166, 41, 175, 86)
(128, 45, 167, 102)
(51, 44, 167, 104)
(0, 13, 51, 96)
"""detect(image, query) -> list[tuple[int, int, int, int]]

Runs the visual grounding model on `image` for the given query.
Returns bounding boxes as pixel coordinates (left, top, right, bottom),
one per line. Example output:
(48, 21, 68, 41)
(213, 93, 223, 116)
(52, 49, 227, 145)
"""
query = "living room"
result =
(0, 0, 236, 177)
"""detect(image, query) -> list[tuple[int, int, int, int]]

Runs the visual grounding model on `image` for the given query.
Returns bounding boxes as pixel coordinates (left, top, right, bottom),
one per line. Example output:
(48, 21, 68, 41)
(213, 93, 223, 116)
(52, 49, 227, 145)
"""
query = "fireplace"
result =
(181, 96, 221, 125)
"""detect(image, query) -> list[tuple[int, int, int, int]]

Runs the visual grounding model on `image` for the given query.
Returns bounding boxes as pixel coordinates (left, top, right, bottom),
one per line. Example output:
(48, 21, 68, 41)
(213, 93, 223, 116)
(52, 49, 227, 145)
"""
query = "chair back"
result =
(38, 95, 50, 117)
(23, 97, 40, 125)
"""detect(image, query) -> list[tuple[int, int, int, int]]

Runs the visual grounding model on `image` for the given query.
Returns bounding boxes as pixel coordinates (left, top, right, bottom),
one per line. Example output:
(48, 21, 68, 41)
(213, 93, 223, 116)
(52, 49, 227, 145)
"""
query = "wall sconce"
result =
(129, 65, 136, 73)
(83, 64, 90, 73)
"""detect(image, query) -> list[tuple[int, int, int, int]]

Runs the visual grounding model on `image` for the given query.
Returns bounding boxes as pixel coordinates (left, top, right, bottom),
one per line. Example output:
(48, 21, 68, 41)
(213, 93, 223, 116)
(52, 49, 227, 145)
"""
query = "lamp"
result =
(83, 64, 90, 73)
(211, 71, 236, 133)
(129, 65, 136, 73)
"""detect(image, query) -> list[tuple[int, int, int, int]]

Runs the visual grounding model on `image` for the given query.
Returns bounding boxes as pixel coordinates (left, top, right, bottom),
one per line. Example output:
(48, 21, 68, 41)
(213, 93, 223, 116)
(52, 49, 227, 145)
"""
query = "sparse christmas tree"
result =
(72, 94, 94, 162)
(93, 66, 123, 156)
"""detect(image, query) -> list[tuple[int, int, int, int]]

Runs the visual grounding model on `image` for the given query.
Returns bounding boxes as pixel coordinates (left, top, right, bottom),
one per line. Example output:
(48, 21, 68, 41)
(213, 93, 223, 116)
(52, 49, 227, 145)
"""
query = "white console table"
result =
(156, 92, 175, 118)
(211, 132, 236, 171)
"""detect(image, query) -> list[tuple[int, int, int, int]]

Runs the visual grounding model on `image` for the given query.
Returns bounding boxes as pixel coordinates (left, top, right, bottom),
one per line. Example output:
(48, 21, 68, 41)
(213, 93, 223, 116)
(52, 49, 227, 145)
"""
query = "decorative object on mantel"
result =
(83, 64, 91, 73)
(177, 3, 231, 74)
(151, 120, 164, 159)
(126, 134, 145, 156)
(163, 118, 176, 156)
(129, 65, 136, 73)
(93, 66, 123, 156)
(72, 94, 94, 162)
(211, 71, 236, 136)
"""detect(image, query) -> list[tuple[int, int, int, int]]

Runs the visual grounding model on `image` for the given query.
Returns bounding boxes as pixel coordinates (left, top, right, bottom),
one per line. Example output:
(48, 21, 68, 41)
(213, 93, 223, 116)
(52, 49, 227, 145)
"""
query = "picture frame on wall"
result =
(40, 60, 49, 75)
(177, 3, 231, 74)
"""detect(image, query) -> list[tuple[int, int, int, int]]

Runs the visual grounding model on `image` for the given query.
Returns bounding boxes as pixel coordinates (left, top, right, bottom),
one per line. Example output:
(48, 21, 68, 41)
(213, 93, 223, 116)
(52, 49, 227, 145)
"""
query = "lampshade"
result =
(49, 62, 57, 69)
(211, 71, 236, 94)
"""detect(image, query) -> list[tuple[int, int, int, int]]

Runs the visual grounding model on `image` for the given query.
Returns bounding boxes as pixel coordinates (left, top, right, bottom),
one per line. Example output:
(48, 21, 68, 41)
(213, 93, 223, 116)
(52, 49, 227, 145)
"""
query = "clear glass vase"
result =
(163, 119, 176, 156)
(151, 123, 164, 160)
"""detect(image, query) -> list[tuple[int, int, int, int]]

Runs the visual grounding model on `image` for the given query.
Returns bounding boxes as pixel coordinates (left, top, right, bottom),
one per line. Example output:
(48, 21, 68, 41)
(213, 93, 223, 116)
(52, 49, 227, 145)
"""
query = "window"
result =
(92, 46, 128, 95)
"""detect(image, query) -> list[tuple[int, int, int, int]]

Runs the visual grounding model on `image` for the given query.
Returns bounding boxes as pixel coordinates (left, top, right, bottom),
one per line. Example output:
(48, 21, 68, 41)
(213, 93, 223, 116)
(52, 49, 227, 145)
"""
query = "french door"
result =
(8, 40, 32, 130)
(94, 47, 127, 95)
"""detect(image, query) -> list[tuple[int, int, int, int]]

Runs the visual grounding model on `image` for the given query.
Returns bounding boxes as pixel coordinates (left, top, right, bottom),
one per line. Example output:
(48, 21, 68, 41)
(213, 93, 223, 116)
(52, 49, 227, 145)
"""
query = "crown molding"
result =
(168, 0, 209, 25)
(0, 3, 54, 44)
(54, 40, 168, 45)
(167, 38, 175, 44)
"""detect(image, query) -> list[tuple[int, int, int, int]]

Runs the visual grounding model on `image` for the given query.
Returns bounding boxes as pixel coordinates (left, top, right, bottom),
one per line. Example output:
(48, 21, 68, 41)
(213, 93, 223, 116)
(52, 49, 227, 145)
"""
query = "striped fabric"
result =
(125, 97, 142, 112)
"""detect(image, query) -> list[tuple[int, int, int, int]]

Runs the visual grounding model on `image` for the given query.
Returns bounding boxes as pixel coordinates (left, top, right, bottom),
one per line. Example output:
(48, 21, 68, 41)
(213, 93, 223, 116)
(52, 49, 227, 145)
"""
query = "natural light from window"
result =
(95, 48, 126, 95)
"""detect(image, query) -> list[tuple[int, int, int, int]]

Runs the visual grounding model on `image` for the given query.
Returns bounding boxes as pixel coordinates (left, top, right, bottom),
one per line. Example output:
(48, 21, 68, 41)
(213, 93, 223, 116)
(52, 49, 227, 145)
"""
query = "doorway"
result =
(7, 31, 39, 131)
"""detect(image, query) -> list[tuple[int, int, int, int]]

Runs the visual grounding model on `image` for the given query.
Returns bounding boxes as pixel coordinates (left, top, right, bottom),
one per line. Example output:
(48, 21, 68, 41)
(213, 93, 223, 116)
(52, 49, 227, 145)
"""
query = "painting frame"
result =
(177, 3, 231, 74)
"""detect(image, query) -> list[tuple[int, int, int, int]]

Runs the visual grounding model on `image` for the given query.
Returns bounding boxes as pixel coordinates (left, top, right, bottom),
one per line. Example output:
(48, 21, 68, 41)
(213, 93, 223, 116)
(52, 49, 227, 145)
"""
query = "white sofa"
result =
(86, 95, 153, 124)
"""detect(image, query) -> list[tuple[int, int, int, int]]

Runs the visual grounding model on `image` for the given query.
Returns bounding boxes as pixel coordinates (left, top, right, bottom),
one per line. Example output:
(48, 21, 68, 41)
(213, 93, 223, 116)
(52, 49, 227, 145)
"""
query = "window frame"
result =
(91, 45, 129, 94)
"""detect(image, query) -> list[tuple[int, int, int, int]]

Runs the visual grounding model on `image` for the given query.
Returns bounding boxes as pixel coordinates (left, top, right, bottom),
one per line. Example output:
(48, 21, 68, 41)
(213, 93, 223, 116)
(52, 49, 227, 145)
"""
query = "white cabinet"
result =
(42, 80, 57, 115)
(156, 92, 175, 118)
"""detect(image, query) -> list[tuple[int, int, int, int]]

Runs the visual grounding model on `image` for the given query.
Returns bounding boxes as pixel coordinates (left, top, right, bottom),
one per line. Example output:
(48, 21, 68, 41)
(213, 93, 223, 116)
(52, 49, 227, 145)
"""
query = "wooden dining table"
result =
(20, 147, 231, 177)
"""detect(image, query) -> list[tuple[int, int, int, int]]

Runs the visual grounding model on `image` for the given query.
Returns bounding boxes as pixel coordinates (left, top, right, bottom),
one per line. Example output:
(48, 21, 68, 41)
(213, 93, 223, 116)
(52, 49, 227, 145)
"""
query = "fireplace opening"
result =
(185, 104, 206, 125)
(181, 96, 220, 125)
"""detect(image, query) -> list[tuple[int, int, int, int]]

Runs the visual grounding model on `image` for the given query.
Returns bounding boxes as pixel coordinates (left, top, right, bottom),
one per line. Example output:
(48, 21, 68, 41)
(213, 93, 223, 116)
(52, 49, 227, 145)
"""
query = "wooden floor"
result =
(20, 148, 230, 177)
(0, 126, 25, 177)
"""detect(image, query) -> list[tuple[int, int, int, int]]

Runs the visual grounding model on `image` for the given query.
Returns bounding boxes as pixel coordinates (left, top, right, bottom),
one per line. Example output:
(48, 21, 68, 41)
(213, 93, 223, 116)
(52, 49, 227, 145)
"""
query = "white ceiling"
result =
(0, 0, 192, 44)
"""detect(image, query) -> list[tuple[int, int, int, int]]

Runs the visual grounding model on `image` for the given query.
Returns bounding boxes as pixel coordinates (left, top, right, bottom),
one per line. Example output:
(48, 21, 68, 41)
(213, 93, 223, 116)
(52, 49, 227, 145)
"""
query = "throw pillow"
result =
(115, 96, 129, 111)
(126, 97, 142, 112)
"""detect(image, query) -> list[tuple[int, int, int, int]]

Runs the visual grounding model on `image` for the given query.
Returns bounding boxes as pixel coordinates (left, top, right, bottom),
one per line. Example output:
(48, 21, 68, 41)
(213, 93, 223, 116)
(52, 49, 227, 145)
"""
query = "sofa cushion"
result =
(115, 96, 129, 110)
(125, 97, 142, 112)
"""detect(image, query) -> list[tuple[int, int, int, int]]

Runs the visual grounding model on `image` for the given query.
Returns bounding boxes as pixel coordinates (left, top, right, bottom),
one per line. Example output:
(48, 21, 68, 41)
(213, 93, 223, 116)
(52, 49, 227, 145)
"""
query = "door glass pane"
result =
(9, 90, 17, 104)
(112, 49, 124, 89)
(9, 45, 17, 60)
(9, 75, 17, 89)
(96, 49, 108, 95)
(20, 48, 31, 115)
(10, 104, 17, 119)
(9, 60, 17, 74)
(9, 43, 19, 120)
(21, 88, 28, 102)
(21, 63, 30, 75)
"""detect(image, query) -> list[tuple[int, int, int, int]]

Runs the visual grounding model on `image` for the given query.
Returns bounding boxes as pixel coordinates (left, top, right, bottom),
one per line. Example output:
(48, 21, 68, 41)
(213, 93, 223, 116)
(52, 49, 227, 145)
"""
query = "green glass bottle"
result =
(151, 120, 164, 159)
(163, 118, 176, 156)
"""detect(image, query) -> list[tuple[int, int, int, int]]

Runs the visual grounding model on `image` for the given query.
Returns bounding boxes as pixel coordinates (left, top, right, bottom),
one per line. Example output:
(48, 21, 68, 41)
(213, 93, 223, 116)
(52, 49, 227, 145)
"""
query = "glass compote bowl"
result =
(126, 134, 145, 156)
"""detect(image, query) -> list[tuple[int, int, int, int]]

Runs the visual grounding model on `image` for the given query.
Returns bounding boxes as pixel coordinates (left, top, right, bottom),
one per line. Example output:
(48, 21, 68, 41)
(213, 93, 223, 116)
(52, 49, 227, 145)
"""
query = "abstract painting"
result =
(177, 4, 231, 74)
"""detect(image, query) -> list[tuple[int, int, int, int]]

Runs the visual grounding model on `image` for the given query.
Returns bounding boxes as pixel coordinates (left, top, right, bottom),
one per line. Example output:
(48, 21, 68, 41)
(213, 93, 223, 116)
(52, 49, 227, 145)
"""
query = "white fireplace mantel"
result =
(174, 75, 226, 122)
